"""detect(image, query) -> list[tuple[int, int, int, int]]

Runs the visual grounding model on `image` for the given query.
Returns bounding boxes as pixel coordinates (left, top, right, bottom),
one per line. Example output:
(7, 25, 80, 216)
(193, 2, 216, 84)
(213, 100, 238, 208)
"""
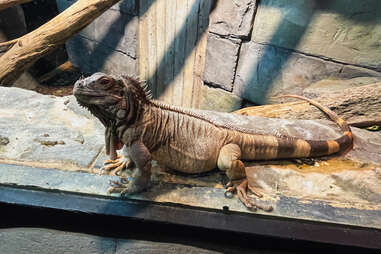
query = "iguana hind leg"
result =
(217, 144, 246, 180)
(218, 144, 272, 211)
(108, 141, 151, 194)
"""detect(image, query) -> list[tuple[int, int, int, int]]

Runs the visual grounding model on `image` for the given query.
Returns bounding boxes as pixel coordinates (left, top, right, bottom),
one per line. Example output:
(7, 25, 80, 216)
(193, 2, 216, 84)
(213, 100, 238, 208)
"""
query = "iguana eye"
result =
(99, 77, 110, 85)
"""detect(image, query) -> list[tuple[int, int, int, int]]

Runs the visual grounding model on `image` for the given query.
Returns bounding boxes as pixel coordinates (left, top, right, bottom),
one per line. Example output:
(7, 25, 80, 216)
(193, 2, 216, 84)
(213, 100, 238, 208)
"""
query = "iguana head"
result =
(73, 72, 150, 127)
(73, 73, 125, 125)
(74, 72, 149, 159)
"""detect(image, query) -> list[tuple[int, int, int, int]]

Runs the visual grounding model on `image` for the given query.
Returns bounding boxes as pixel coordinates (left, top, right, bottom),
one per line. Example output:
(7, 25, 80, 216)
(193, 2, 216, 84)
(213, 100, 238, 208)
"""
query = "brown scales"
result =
(125, 75, 353, 159)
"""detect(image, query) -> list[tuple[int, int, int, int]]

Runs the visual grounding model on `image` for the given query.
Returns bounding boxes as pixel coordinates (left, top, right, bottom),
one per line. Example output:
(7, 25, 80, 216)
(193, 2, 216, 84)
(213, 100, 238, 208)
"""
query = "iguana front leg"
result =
(101, 146, 135, 175)
(101, 127, 134, 176)
(217, 144, 273, 211)
(108, 141, 152, 194)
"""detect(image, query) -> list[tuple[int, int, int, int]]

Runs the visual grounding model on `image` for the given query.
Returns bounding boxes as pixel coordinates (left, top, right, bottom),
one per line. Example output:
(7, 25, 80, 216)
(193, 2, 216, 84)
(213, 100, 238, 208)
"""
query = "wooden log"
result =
(0, 0, 121, 86)
(234, 83, 381, 128)
(37, 61, 77, 83)
(0, 0, 32, 11)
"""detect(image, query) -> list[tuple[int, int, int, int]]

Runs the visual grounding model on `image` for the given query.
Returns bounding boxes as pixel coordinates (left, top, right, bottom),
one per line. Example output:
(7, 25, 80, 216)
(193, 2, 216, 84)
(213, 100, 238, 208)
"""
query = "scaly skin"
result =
(73, 73, 353, 211)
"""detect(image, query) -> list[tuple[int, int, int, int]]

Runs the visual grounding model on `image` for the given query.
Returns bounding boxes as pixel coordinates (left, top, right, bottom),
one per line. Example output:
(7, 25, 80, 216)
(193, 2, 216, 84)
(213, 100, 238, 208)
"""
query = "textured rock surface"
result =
(209, 0, 257, 38)
(234, 41, 381, 104)
(203, 34, 241, 91)
(251, 0, 381, 70)
(245, 126, 381, 211)
(56, 0, 138, 76)
(0, 87, 104, 170)
(234, 82, 381, 129)
(199, 85, 242, 112)
(303, 77, 381, 97)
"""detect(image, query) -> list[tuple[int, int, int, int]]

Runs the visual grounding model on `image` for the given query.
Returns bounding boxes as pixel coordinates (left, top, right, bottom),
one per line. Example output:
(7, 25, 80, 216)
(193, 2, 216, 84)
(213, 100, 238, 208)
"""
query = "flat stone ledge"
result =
(1, 163, 380, 230)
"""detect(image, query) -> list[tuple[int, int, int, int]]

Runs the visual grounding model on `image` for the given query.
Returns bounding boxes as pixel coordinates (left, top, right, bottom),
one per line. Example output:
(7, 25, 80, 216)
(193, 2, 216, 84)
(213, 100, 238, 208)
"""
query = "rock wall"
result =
(58, 0, 381, 106)
(203, 0, 381, 104)
(56, 0, 138, 77)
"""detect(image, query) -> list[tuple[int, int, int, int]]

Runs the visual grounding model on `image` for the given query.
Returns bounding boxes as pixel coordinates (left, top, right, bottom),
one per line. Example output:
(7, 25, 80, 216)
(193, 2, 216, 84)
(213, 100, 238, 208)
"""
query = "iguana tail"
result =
(276, 94, 353, 157)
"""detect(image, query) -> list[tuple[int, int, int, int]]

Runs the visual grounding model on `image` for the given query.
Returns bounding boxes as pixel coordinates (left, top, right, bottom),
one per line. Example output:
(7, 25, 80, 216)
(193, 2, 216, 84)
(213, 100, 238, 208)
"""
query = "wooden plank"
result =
(155, 0, 167, 101)
(147, 0, 157, 97)
(182, 0, 199, 108)
(192, 0, 213, 108)
(161, 0, 177, 104)
(172, 0, 187, 106)
(138, 0, 150, 83)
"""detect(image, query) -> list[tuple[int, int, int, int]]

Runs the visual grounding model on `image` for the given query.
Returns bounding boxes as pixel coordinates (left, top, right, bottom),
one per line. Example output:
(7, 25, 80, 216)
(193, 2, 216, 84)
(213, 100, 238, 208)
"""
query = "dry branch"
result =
(234, 83, 381, 127)
(0, 0, 121, 86)
(0, 0, 32, 11)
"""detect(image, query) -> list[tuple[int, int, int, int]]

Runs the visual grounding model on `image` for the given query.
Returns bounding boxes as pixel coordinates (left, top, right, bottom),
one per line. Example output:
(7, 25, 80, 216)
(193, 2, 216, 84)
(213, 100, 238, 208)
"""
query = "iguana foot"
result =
(101, 155, 134, 176)
(226, 179, 273, 212)
(107, 165, 151, 195)
(107, 175, 148, 195)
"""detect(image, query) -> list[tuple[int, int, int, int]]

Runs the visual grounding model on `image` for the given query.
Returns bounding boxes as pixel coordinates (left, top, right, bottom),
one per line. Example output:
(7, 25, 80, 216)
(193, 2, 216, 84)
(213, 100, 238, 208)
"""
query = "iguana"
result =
(73, 73, 353, 211)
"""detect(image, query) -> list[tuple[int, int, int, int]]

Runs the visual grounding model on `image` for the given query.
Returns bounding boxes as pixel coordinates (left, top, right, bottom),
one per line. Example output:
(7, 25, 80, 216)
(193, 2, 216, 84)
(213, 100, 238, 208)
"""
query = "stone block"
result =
(199, 85, 242, 112)
(233, 41, 381, 104)
(66, 35, 137, 76)
(65, 35, 95, 73)
(251, 0, 381, 70)
(209, 0, 257, 38)
(203, 34, 241, 91)
(57, 0, 138, 76)
(94, 11, 138, 58)
(111, 0, 137, 15)
(89, 42, 137, 77)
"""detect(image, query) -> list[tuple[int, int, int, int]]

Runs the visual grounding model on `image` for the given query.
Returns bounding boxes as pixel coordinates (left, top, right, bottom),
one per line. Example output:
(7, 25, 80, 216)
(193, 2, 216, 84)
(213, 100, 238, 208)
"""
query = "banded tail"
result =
(274, 94, 353, 158)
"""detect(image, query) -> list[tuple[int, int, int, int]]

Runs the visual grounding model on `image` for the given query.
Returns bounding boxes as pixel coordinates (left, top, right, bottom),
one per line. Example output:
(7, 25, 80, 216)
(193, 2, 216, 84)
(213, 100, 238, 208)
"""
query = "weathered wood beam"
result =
(0, 0, 121, 86)
(0, 0, 32, 11)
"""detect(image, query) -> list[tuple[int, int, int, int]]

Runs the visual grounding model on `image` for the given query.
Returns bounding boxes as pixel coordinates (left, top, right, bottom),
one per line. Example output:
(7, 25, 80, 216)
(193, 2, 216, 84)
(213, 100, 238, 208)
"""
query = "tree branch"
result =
(0, 0, 32, 11)
(0, 0, 121, 86)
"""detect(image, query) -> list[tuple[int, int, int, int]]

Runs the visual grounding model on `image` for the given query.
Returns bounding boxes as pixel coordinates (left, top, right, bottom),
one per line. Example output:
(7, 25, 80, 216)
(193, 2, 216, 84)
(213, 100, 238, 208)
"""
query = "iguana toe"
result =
(101, 155, 134, 176)
(235, 179, 273, 212)
(107, 172, 150, 195)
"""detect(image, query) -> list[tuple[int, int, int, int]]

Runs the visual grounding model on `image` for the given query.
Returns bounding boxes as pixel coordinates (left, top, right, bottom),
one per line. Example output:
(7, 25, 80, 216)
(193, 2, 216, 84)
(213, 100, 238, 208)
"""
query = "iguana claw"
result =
(108, 176, 139, 195)
(101, 155, 134, 176)
(226, 179, 273, 212)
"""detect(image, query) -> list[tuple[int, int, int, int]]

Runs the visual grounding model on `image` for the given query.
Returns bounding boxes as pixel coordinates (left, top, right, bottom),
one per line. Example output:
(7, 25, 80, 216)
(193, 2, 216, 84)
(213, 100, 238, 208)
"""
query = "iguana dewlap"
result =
(73, 73, 353, 211)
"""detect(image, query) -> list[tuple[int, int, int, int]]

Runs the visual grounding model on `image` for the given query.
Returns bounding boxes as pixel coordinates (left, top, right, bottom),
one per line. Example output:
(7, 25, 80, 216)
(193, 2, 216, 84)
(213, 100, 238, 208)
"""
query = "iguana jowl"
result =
(73, 73, 353, 211)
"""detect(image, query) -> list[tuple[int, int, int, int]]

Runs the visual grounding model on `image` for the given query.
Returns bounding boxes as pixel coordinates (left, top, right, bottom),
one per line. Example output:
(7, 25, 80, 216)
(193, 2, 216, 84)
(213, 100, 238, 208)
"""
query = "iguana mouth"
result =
(73, 87, 107, 97)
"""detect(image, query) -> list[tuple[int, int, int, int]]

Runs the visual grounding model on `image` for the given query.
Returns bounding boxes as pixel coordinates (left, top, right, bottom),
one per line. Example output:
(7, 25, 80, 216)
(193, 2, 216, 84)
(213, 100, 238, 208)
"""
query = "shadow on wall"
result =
(61, 0, 216, 102)
(237, 0, 381, 104)
(61, 0, 380, 104)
